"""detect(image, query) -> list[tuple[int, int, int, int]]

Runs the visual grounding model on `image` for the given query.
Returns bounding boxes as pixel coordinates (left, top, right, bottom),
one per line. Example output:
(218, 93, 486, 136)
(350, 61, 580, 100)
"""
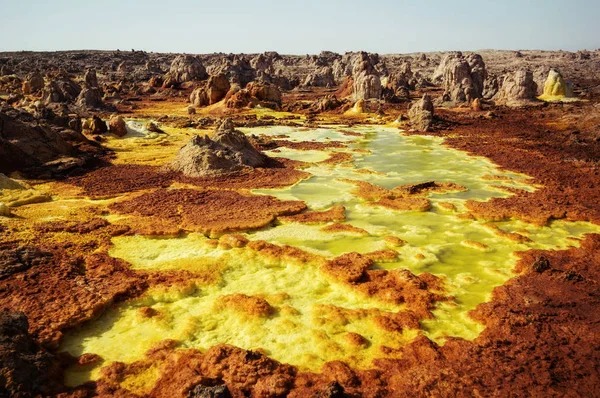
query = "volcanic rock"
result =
(169, 119, 269, 177)
(407, 94, 434, 131)
(108, 115, 127, 137)
(0, 203, 9, 217)
(494, 69, 538, 106)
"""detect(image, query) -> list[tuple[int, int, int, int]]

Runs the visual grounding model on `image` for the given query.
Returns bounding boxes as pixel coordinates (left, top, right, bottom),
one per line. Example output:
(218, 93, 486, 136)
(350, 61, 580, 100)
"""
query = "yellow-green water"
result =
(60, 126, 599, 388)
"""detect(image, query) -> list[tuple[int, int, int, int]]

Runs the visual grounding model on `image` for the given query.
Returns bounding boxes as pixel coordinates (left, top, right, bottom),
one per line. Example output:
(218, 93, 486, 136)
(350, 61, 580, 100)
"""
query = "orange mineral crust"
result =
(278, 205, 346, 224)
(109, 189, 307, 236)
(70, 163, 310, 198)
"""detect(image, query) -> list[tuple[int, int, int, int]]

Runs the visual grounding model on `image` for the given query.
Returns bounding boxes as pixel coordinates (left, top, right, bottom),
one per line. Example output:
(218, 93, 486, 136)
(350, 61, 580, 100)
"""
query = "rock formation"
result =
(436, 52, 486, 104)
(169, 119, 269, 177)
(163, 55, 208, 87)
(352, 52, 382, 100)
(302, 66, 335, 87)
(494, 69, 538, 106)
(407, 94, 434, 131)
(225, 82, 282, 109)
(190, 74, 231, 107)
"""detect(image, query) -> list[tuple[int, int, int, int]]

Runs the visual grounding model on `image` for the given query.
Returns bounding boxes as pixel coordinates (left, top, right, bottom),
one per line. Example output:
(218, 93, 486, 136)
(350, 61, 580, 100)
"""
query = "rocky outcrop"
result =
(169, 119, 269, 177)
(436, 52, 486, 104)
(0, 311, 62, 397)
(189, 74, 231, 107)
(494, 69, 538, 106)
(302, 66, 335, 87)
(163, 55, 208, 87)
(407, 94, 434, 131)
(382, 65, 412, 103)
(352, 53, 381, 100)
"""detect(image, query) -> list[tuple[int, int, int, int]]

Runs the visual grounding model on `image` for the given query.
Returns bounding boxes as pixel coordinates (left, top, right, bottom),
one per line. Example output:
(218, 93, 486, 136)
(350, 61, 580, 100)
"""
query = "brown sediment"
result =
(461, 240, 489, 250)
(109, 188, 307, 236)
(488, 184, 529, 195)
(383, 235, 407, 247)
(279, 205, 346, 224)
(373, 197, 431, 211)
(437, 201, 457, 211)
(0, 247, 146, 349)
(432, 106, 600, 226)
(483, 223, 533, 243)
(215, 294, 274, 318)
(93, 343, 297, 398)
(321, 252, 447, 318)
(318, 151, 354, 165)
(342, 179, 464, 212)
(246, 240, 323, 265)
(70, 163, 311, 198)
(364, 249, 400, 262)
(269, 139, 347, 151)
(481, 174, 513, 181)
(320, 222, 369, 235)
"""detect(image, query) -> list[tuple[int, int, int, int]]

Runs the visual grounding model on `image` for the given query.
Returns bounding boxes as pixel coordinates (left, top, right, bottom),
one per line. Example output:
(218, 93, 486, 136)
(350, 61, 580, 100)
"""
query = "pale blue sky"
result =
(1, 0, 598, 54)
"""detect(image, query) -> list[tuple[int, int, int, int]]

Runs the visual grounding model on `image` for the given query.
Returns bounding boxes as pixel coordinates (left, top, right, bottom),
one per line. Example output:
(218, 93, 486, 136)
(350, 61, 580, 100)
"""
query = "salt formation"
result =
(169, 119, 269, 177)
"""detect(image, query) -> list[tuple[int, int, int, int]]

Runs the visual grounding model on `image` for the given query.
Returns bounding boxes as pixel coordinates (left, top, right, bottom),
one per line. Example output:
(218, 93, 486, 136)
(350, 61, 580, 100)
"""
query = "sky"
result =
(0, 0, 599, 54)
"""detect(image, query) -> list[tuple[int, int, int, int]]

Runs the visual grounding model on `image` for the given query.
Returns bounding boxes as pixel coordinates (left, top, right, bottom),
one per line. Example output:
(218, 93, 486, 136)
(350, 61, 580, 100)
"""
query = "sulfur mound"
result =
(538, 69, 574, 101)
(169, 119, 269, 177)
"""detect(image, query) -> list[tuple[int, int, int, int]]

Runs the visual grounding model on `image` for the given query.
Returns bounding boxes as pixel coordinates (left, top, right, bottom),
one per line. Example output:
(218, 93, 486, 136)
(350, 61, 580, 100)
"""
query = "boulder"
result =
(108, 115, 128, 137)
(169, 119, 269, 177)
(407, 94, 434, 131)
(494, 69, 538, 106)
